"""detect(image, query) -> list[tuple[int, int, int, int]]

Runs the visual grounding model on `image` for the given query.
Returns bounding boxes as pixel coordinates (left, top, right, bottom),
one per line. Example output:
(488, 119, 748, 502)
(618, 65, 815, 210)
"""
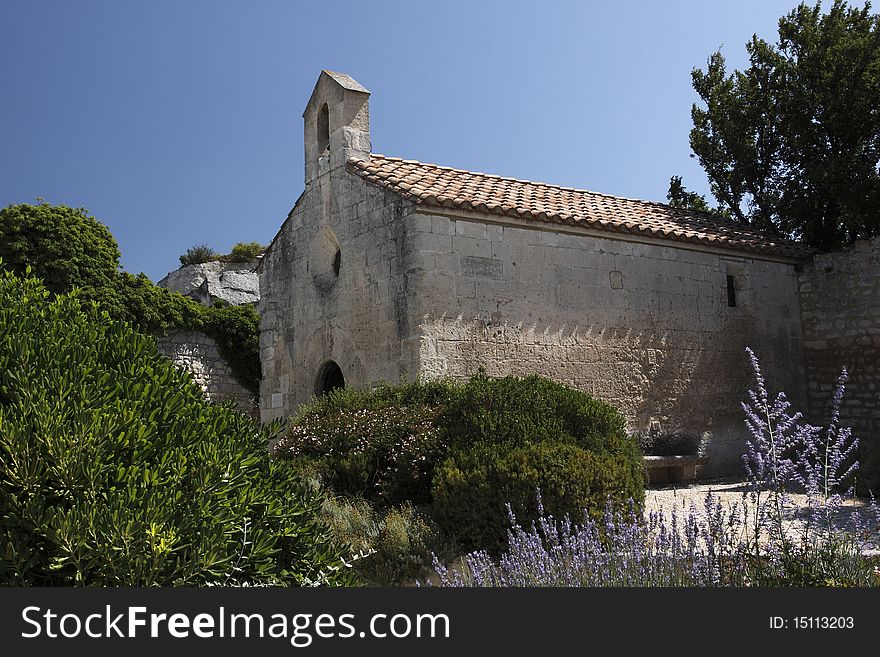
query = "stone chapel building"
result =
(258, 71, 816, 476)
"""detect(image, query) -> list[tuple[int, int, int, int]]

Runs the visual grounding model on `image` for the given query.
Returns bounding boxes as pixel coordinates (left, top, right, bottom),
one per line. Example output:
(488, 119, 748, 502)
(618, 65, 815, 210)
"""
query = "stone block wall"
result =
(406, 211, 806, 477)
(798, 238, 880, 440)
(258, 169, 423, 421)
(157, 329, 256, 415)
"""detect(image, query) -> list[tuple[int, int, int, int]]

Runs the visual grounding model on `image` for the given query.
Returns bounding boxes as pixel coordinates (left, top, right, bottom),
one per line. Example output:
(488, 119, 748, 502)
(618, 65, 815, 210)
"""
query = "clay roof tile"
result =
(347, 155, 813, 259)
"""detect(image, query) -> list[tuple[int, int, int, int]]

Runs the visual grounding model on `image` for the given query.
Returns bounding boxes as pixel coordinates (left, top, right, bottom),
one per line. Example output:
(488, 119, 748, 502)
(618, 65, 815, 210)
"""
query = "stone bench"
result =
(644, 455, 709, 485)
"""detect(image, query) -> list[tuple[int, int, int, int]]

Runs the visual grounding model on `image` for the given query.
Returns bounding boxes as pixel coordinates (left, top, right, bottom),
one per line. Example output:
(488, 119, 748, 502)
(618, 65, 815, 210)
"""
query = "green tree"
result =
(666, 175, 728, 216)
(0, 267, 351, 586)
(0, 202, 121, 294)
(685, 0, 880, 250)
(0, 202, 261, 394)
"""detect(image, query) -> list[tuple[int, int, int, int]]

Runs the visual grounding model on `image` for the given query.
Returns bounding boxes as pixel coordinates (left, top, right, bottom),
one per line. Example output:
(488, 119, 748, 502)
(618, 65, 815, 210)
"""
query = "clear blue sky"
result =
(1, 0, 803, 281)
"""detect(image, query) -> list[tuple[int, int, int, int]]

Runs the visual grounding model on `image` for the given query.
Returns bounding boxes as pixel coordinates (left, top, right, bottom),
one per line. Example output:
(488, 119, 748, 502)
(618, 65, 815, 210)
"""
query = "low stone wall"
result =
(157, 330, 256, 415)
(798, 238, 880, 439)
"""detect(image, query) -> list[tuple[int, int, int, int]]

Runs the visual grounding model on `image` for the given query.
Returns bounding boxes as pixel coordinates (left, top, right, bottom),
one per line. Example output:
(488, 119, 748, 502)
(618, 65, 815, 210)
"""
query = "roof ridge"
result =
(363, 154, 701, 215)
(346, 155, 813, 258)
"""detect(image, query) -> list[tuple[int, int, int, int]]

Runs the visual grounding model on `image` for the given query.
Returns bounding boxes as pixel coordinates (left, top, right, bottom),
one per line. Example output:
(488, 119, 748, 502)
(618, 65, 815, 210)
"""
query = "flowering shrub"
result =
(430, 494, 878, 587)
(273, 401, 447, 506)
(275, 374, 643, 550)
(739, 347, 871, 584)
(433, 349, 880, 587)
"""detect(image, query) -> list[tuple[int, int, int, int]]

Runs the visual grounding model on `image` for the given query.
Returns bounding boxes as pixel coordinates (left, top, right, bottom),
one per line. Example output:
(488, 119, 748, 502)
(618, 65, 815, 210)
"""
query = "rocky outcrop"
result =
(158, 260, 260, 306)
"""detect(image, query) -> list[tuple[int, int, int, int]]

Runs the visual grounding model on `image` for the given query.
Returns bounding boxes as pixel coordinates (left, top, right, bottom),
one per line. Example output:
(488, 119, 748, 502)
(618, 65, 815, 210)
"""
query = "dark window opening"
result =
(317, 103, 330, 154)
(726, 275, 737, 307)
(317, 361, 345, 396)
(333, 248, 341, 276)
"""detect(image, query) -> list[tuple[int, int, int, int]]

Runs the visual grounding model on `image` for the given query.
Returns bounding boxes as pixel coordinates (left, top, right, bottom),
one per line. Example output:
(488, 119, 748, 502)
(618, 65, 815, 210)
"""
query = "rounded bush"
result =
(432, 440, 645, 553)
(0, 201, 121, 295)
(273, 385, 449, 506)
(441, 373, 630, 453)
(0, 267, 351, 586)
(229, 241, 265, 262)
(276, 373, 644, 553)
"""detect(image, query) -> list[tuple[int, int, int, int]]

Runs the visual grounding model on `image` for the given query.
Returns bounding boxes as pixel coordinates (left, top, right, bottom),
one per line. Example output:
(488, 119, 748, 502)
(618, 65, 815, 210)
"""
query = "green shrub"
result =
(276, 373, 644, 553)
(0, 203, 261, 395)
(0, 202, 121, 295)
(229, 241, 265, 262)
(432, 441, 645, 553)
(441, 373, 629, 453)
(179, 243, 219, 266)
(321, 498, 445, 585)
(0, 267, 351, 586)
(274, 389, 448, 506)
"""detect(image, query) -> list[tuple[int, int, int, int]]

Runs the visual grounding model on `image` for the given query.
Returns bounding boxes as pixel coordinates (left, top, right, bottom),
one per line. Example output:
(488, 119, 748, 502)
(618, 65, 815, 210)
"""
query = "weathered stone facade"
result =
(408, 213, 805, 476)
(799, 238, 880, 439)
(259, 177, 419, 417)
(157, 330, 256, 415)
(259, 71, 813, 476)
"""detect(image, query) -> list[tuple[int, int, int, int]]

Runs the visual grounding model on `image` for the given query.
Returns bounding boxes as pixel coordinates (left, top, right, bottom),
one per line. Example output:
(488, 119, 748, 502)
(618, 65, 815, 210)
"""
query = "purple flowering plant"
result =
(431, 349, 880, 587)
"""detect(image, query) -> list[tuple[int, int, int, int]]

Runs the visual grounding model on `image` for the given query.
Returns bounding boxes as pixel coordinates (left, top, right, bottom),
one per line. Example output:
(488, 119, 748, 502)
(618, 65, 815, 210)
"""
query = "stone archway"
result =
(316, 360, 345, 396)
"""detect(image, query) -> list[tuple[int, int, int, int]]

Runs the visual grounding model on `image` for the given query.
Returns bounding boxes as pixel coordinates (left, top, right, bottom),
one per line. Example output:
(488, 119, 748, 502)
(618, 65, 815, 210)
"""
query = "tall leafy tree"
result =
(682, 0, 880, 250)
(0, 201, 121, 294)
(666, 175, 729, 217)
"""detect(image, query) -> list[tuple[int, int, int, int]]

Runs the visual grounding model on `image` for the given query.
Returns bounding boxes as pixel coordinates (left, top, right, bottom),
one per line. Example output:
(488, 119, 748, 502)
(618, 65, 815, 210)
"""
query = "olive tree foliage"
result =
(680, 1, 880, 250)
(0, 266, 352, 586)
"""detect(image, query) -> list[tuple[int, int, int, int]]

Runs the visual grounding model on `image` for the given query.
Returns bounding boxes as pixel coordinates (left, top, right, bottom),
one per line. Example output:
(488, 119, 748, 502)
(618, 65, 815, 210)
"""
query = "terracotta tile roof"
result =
(347, 155, 813, 259)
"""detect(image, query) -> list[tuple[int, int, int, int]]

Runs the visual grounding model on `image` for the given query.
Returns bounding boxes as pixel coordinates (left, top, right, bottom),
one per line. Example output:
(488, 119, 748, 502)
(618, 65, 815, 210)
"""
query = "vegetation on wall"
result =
(179, 243, 220, 266)
(0, 267, 351, 586)
(178, 241, 265, 266)
(672, 0, 880, 250)
(0, 202, 261, 395)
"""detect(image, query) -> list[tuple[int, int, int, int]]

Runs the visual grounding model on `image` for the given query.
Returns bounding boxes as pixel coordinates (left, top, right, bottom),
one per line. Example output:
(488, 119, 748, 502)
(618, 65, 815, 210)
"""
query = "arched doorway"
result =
(316, 360, 345, 396)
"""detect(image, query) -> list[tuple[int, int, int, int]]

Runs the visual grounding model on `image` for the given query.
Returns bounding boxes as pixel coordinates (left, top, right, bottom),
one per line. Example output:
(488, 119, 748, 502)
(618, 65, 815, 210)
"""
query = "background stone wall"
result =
(406, 211, 806, 477)
(798, 238, 880, 441)
(157, 329, 256, 415)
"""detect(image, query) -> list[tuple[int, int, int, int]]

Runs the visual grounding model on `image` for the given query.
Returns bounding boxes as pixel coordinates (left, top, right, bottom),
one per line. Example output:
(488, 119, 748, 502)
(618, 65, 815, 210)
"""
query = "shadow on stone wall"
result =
(418, 313, 805, 477)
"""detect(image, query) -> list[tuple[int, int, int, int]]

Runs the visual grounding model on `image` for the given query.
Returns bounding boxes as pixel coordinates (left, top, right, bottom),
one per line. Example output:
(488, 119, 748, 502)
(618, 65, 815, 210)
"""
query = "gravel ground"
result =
(645, 477, 880, 554)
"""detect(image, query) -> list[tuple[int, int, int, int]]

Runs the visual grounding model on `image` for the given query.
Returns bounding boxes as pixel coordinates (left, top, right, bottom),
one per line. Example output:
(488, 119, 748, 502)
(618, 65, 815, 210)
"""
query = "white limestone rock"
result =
(157, 260, 260, 306)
